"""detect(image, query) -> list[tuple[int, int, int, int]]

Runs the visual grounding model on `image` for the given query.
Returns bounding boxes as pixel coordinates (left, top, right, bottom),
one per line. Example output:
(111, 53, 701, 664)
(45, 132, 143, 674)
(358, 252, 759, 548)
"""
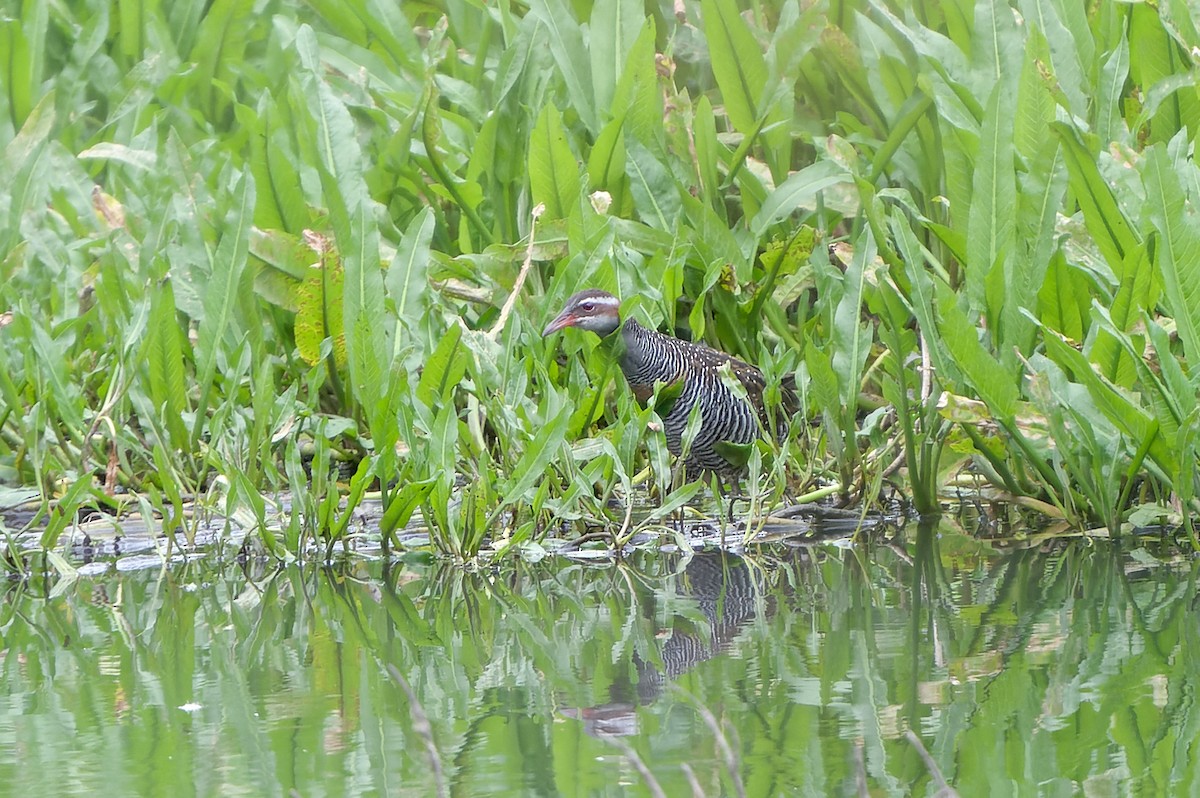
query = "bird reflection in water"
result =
(559, 550, 780, 737)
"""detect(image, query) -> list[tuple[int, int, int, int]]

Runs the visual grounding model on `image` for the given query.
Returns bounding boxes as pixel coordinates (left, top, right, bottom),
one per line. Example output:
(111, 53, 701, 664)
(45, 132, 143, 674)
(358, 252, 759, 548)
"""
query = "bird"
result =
(542, 288, 795, 480)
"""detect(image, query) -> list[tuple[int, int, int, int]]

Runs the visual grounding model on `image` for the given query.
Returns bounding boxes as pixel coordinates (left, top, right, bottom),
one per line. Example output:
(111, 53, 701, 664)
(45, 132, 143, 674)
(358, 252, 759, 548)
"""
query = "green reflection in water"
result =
(1, 520, 1198, 796)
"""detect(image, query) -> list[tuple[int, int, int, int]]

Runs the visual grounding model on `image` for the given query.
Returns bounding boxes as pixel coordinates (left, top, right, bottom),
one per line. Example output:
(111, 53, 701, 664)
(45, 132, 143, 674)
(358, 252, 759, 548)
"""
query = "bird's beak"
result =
(542, 311, 576, 337)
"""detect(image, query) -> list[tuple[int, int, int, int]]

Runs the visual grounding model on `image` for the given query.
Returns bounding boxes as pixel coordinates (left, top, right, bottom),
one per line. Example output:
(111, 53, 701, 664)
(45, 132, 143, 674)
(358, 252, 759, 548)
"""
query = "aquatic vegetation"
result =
(2, 0, 1200, 558)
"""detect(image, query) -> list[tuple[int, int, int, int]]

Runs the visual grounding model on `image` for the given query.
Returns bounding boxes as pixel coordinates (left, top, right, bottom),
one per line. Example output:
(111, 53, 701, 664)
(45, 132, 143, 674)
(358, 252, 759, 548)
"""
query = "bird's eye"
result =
(580, 301, 595, 312)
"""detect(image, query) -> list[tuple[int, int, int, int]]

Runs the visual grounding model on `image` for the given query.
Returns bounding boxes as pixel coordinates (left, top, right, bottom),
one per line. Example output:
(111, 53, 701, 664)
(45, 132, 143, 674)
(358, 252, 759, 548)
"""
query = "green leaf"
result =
(752, 159, 848, 236)
(1037, 251, 1089, 342)
(528, 0, 595, 133)
(588, 0, 643, 118)
(1143, 141, 1200, 381)
(528, 103, 580, 221)
(416, 324, 469, 413)
(1041, 324, 1174, 476)
(386, 207, 435, 331)
(693, 96, 724, 218)
(701, 0, 767, 135)
(1014, 32, 1056, 159)
(496, 409, 571, 510)
(625, 139, 681, 231)
(1092, 243, 1154, 388)
(381, 477, 437, 537)
(1052, 122, 1139, 277)
(966, 83, 1016, 314)
(146, 279, 191, 450)
(192, 173, 254, 444)
(1094, 31, 1129, 145)
(586, 113, 629, 213)
(804, 340, 838, 417)
(243, 97, 308, 233)
(293, 246, 345, 367)
(938, 297, 1019, 422)
(1, 1, 47, 127)
(1129, 2, 1200, 143)
(831, 231, 874, 408)
(607, 18, 659, 146)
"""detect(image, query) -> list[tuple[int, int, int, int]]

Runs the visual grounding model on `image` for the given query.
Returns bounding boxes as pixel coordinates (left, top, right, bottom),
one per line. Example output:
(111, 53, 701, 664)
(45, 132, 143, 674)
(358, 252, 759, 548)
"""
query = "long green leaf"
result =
(1143, 141, 1200, 380)
(625, 139, 680, 231)
(966, 83, 1016, 315)
(1041, 324, 1175, 476)
(528, 0, 595, 133)
(496, 409, 571, 510)
(416, 324, 469, 415)
(831, 231, 874, 409)
(752, 159, 848, 237)
(701, 0, 766, 134)
(938, 297, 1019, 422)
(386, 207, 435, 333)
(192, 173, 254, 444)
(146, 279, 190, 450)
(528, 103, 580, 221)
(588, 0, 642, 118)
(1052, 122, 1139, 278)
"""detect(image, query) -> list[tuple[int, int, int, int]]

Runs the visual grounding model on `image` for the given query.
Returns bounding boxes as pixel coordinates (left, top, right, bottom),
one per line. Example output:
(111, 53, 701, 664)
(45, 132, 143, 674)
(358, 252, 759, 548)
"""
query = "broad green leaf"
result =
(701, 0, 766, 135)
(296, 25, 366, 212)
(1129, 2, 1200, 143)
(693, 96, 724, 218)
(528, 0, 596, 133)
(416, 324, 469, 412)
(386, 207, 435, 331)
(831, 231, 874, 408)
(1015, 0, 1086, 114)
(193, 173, 254, 444)
(589, 0, 643, 119)
(752, 159, 848, 236)
(803, 340, 838, 421)
(342, 197, 389, 421)
(1014, 32, 1056, 158)
(624, 139, 680, 231)
(1041, 324, 1175, 476)
(381, 478, 438, 536)
(188, 0, 251, 120)
(1037, 252, 1089, 342)
(1, 1, 47, 127)
(973, 0, 1023, 92)
(2, 90, 54, 255)
(497, 409, 571, 508)
(1052, 122, 1139, 278)
(966, 83, 1016, 314)
(1143, 141, 1200, 381)
(1094, 29, 1129, 145)
(146, 279, 190, 449)
(528, 103, 580, 221)
(890, 209, 957, 383)
(243, 97, 308, 233)
(938, 298, 1019, 422)
(293, 247, 346, 367)
(586, 114, 630, 214)
(608, 19, 659, 151)
(1091, 243, 1154, 388)
(250, 227, 311, 310)
(1004, 137, 1066, 356)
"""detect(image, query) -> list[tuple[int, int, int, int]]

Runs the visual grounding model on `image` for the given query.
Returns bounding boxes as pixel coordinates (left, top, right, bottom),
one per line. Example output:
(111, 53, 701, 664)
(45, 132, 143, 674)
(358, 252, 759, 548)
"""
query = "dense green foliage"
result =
(3, 0, 1200, 557)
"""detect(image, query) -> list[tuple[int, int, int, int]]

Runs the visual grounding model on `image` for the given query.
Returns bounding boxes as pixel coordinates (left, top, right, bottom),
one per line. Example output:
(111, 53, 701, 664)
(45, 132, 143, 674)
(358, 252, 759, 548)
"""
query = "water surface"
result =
(0, 519, 1195, 796)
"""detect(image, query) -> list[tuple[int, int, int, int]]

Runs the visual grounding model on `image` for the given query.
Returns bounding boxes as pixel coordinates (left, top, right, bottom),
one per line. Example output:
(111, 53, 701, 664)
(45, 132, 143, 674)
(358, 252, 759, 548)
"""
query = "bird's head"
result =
(542, 289, 622, 338)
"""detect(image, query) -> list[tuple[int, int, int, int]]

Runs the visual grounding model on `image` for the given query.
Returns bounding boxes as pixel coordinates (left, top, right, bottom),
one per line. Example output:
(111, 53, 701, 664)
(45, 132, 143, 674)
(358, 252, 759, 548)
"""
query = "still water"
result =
(0, 518, 1196, 796)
